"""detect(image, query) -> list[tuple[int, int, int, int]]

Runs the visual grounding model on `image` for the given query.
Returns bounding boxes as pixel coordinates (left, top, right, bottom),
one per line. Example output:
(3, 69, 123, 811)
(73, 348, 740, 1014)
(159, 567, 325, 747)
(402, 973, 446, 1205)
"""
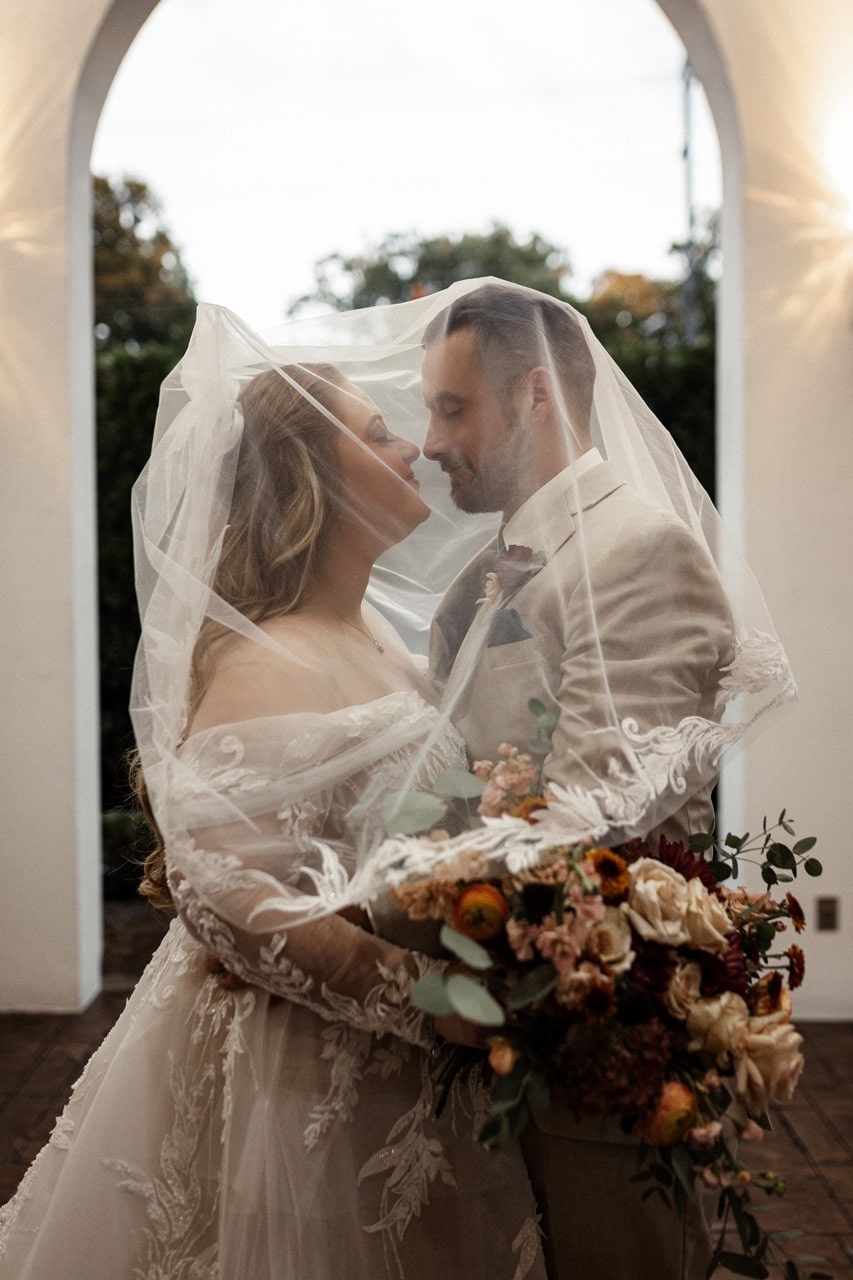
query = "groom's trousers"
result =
(521, 1118, 714, 1280)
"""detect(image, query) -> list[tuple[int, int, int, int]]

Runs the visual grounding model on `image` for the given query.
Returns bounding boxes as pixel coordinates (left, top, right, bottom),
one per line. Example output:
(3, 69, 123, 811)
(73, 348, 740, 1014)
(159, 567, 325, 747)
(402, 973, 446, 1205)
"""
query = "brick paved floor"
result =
(1, 899, 851, 1275)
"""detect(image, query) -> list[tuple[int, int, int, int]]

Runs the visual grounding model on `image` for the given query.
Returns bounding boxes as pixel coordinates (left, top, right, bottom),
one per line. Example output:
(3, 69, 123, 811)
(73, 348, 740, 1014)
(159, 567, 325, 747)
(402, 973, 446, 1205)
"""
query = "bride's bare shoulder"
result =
(189, 616, 342, 733)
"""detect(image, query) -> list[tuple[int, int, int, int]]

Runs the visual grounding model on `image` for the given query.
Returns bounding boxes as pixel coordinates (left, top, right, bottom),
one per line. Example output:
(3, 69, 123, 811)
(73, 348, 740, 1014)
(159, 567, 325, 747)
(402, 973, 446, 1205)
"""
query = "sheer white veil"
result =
(129, 278, 796, 935)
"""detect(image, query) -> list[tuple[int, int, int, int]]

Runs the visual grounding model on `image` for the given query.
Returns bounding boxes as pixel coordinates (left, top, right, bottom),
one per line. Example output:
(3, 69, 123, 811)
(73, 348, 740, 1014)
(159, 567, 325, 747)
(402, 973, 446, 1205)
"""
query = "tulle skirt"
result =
(0, 920, 544, 1280)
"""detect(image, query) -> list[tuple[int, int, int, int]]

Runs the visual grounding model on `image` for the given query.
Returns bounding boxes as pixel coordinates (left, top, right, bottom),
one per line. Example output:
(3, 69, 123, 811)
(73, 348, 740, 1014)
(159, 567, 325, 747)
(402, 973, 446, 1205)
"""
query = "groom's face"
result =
(421, 328, 525, 514)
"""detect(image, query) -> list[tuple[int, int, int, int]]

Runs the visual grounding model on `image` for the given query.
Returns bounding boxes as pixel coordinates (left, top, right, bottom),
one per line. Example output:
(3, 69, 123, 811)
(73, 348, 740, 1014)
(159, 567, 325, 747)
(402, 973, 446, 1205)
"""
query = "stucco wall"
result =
(0, 0, 157, 1009)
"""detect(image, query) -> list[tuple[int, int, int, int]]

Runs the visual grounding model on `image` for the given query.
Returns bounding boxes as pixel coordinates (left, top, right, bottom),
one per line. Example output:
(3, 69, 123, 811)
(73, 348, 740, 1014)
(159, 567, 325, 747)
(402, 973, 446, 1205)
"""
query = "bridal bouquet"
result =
(383, 704, 825, 1280)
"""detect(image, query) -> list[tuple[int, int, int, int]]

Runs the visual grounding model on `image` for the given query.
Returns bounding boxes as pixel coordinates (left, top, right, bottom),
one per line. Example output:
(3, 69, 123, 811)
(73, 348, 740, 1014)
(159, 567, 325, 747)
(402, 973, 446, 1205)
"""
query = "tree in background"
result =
(583, 213, 719, 496)
(288, 224, 574, 313)
(94, 175, 196, 351)
(95, 176, 197, 890)
(292, 221, 718, 496)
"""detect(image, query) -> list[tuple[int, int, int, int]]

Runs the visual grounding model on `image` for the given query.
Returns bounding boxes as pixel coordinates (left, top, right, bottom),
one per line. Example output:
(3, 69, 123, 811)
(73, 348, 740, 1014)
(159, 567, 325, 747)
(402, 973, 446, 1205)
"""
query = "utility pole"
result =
(682, 59, 701, 344)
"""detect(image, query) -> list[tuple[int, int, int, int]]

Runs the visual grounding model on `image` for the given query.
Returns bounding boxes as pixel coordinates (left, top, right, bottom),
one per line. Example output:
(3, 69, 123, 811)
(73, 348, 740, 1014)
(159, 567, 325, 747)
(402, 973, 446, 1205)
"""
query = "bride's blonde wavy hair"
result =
(136, 362, 348, 909)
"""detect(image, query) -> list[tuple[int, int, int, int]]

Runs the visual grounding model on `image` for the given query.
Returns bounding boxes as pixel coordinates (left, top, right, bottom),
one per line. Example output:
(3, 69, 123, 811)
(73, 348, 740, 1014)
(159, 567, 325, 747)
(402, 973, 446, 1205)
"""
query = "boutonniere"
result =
(482, 544, 546, 604)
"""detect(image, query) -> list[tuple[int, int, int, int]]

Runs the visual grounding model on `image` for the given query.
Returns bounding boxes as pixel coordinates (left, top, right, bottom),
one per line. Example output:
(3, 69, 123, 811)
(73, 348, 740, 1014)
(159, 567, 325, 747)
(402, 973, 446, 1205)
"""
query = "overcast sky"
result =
(92, 0, 722, 328)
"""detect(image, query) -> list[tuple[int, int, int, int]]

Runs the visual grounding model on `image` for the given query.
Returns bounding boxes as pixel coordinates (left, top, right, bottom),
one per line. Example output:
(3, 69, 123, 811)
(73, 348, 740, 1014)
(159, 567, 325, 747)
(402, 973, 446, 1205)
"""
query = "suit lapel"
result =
(430, 462, 627, 689)
(534, 461, 625, 563)
(429, 538, 498, 683)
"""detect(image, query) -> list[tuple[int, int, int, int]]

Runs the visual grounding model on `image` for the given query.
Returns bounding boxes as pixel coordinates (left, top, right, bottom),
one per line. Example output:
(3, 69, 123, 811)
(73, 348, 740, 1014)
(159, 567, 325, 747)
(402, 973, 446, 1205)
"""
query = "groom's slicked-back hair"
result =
(422, 283, 596, 436)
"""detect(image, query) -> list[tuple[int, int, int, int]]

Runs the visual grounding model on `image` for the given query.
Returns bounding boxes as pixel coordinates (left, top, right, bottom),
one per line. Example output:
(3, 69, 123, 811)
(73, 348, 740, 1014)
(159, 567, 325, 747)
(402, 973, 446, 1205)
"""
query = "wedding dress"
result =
(0, 692, 545, 1280)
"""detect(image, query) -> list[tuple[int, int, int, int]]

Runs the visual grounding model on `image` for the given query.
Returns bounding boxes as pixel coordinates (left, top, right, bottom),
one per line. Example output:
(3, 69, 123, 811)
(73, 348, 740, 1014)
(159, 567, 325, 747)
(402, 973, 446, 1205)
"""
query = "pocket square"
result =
(487, 606, 532, 648)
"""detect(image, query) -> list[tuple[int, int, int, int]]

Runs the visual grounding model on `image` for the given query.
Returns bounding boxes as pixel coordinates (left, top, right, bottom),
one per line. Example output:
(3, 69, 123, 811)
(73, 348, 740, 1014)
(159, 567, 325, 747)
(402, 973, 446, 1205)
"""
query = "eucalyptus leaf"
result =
(670, 1144, 695, 1198)
(439, 924, 493, 971)
(528, 698, 548, 718)
(479, 1113, 510, 1151)
(804, 857, 823, 876)
(526, 1070, 550, 1110)
(411, 971, 455, 1016)
(768, 842, 796, 871)
(688, 832, 715, 853)
(382, 790, 448, 836)
(507, 1100, 530, 1139)
(431, 767, 485, 800)
(710, 862, 733, 883)
(492, 1056, 527, 1095)
(446, 974, 505, 1026)
(507, 963, 558, 1010)
(793, 837, 817, 856)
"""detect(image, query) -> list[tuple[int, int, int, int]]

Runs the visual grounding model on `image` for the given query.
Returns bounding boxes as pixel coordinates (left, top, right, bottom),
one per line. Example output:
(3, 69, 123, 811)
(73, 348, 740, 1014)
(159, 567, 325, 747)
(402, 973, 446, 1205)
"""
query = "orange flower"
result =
(487, 1036, 521, 1076)
(635, 1081, 698, 1147)
(749, 971, 784, 1016)
(452, 883, 510, 941)
(785, 892, 806, 933)
(785, 944, 805, 990)
(585, 847, 630, 902)
(511, 795, 548, 824)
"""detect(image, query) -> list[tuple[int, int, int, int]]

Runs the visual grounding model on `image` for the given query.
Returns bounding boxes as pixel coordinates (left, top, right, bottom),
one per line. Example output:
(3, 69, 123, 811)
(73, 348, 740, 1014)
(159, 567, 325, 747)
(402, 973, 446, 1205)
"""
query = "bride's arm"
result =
(169, 645, 445, 1048)
(173, 868, 442, 1049)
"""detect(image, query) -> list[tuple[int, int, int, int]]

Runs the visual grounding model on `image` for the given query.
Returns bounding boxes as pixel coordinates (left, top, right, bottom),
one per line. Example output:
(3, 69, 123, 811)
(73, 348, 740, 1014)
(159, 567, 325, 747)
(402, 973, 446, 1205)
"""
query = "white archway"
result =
(0, 0, 157, 1009)
(1, 0, 851, 1014)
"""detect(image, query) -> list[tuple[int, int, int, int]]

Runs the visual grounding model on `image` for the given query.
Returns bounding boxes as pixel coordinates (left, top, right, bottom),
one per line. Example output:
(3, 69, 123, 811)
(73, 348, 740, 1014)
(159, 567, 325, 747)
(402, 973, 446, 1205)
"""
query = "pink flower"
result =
(695, 1166, 735, 1189)
(738, 1119, 764, 1143)
(389, 879, 459, 922)
(506, 918, 540, 962)
(685, 1120, 723, 1146)
(536, 920, 579, 974)
(555, 961, 613, 1010)
(482, 572, 501, 603)
(492, 544, 544, 597)
(567, 882, 606, 925)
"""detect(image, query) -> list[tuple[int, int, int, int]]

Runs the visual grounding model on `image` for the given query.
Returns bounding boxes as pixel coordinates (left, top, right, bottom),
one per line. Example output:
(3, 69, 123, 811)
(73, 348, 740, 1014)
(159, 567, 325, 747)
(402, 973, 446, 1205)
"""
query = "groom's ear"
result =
(522, 366, 554, 423)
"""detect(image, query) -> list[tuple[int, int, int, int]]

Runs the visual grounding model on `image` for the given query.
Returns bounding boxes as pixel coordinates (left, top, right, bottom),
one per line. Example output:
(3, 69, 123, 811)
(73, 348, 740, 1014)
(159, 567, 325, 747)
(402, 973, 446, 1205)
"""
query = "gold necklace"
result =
(330, 605, 385, 653)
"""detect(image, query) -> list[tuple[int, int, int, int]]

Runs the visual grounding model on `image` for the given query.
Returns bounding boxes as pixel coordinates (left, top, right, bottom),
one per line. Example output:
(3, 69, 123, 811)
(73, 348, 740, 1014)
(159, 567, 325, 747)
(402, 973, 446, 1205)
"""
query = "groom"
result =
(422, 283, 733, 1280)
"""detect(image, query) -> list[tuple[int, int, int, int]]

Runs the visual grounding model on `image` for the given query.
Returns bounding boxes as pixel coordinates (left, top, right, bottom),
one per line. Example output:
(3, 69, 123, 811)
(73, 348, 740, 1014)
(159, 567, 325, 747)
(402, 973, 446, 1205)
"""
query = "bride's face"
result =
(333, 380, 430, 547)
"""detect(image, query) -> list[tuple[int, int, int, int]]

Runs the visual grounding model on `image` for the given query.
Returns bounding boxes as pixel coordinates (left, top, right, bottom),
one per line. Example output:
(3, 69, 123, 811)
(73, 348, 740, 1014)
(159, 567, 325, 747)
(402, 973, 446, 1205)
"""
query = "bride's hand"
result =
(336, 904, 374, 931)
(433, 1012, 491, 1050)
(204, 952, 249, 991)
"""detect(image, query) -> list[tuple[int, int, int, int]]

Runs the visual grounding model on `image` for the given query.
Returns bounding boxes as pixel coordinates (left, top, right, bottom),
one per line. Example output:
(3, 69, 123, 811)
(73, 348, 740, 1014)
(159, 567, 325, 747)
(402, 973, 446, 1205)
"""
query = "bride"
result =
(0, 309, 545, 1279)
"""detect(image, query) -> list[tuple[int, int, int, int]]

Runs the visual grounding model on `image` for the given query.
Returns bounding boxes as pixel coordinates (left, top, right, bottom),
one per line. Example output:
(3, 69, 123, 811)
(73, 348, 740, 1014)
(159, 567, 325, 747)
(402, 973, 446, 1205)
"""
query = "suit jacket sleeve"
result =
(543, 510, 734, 829)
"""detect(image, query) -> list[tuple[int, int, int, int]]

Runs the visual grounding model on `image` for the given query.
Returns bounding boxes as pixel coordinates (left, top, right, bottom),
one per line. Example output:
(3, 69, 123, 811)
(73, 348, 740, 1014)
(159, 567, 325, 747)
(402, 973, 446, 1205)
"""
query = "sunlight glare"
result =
(823, 101, 853, 233)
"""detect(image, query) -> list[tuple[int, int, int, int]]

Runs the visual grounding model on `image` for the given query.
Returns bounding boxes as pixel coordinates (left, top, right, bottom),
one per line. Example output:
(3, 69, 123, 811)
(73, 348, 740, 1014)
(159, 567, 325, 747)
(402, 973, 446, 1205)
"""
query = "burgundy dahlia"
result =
(699, 933, 750, 998)
(655, 836, 724, 900)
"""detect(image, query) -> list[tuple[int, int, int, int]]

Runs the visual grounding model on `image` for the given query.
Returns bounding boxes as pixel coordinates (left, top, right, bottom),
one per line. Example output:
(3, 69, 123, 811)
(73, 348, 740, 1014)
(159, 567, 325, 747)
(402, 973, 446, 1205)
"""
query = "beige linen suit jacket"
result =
(429, 460, 734, 1280)
(430, 460, 734, 846)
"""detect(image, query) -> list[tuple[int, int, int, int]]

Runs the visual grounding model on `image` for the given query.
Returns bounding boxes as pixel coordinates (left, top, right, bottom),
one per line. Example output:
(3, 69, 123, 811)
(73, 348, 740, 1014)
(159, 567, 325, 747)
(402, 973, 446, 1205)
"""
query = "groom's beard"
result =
(445, 410, 527, 514)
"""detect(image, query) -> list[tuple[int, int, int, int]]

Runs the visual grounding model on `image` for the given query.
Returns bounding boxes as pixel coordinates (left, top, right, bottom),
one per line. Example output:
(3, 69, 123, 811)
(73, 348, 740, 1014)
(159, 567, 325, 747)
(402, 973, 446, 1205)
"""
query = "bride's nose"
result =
(398, 436, 420, 465)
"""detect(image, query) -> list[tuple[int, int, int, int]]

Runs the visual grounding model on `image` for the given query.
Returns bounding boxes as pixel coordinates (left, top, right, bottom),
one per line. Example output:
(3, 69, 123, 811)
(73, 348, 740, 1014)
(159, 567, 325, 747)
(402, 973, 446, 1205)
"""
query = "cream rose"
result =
(687, 991, 750, 1065)
(683, 879, 732, 954)
(585, 907, 635, 975)
(621, 859, 690, 946)
(665, 959, 703, 1020)
(734, 1008, 805, 1115)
